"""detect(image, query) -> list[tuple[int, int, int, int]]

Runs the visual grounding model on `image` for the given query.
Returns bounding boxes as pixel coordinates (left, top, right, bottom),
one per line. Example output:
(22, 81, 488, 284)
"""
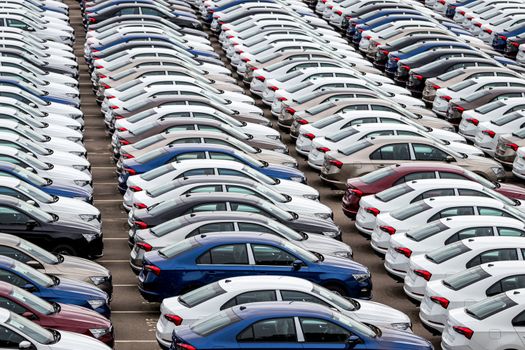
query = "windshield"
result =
(16, 151, 49, 170)
(232, 150, 263, 167)
(265, 220, 303, 241)
(504, 205, 525, 221)
(483, 187, 516, 206)
(190, 309, 240, 336)
(375, 184, 414, 202)
(360, 167, 395, 184)
(390, 202, 431, 221)
(18, 240, 58, 265)
(425, 241, 471, 264)
(140, 163, 174, 181)
(253, 184, 287, 203)
(13, 260, 53, 287)
(466, 293, 517, 320)
(6, 312, 55, 344)
(406, 221, 448, 242)
(443, 266, 491, 291)
(179, 282, 226, 308)
(332, 312, 376, 338)
(311, 284, 356, 311)
(9, 165, 47, 186)
(16, 183, 54, 203)
(10, 287, 55, 315)
(16, 200, 53, 223)
(258, 200, 293, 221)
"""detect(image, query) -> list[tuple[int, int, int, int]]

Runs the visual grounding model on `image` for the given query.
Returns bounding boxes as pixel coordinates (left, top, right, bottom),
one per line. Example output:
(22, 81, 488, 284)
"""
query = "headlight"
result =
(321, 231, 338, 238)
(73, 165, 88, 171)
(60, 36, 71, 41)
(74, 196, 90, 201)
(74, 180, 90, 187)
(290, 176, 304, 182)
(315, 213, 332, 220)
(303, 194, 320, 201)
(67, 136, 82, 142)
(352, 272, 370, 282)
(273, 148, 287, 154)
(282, 162, 297, 168)
(65, 64, 77, 69)
(66, 93, 79, 98)
(82, 233, 99, 242)
(90, 328, 109, 338)
(71, 151, 87, 157)
(333, 251, 353, 259)
(390, 322, 411, 331)
(443, 126, 455, 132)
(64, 83, 78, 88)
(266, 135, 280, 140)
(80, 214, 98, 222)
(90, 276, 108, 285)
(87, 299, 105, 309)
(491, 167, 505, 176)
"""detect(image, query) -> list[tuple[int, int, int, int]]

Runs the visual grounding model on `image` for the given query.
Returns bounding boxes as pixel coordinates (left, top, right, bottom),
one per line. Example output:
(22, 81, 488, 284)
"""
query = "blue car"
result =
(205, 0, 274, 21)
(445, 0, 476, 18)
(118, 144, 306, 191)
(0, 79, 77, 106)
(384, 40, 473, 76)
(139, 233, 371, 302)
(346, 9, 422, 37)
(169, 302, 433, 350)
(352, 15, 431, 44)
(0, 256, 110, 317)
(493, 23, 525, 52)
(0, 161, 92, 202)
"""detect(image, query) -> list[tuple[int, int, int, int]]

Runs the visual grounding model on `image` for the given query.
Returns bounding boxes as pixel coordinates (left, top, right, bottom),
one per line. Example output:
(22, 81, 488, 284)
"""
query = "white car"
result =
(478, 14, 525, 42)
(0, 57, 79, 86)
(361, 179, 520, 246)
(433, 77, 525, 117)
(369, 196, 525, 252)
(404, 236, 525, 301)
(385, 216, 525, 279)
(155, 275, 412, 348)
(513, 146, 525, 179)
(123, 159, 319, 208)
(474, 111, 525, 156)
(128, 176, 332, 219)
(421, 261, 525, 332)
(459, 97, 525, 141)
(307, 123, 474, 170)
(442, 289, 525, 350)
(0, 308, 111, 349)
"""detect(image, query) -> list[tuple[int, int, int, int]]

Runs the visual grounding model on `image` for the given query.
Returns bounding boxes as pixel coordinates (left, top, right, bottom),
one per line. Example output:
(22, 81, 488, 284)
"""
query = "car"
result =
(421, 261, 525, 332)
(130, 210, 350, 271)
(492, 22, 525, 51)
(371, 196, 525, 254)
(168, 302, 433, 350)
(342, 163, 525, 219)
(442, 289, 525, 349)
(155, 275, 412, 348)
(139, 232, 371, 302)
(495, 128, 525, 166)
(122, 159, 319, 200)
(513, 146, 525, 179)
(473, 111, 525, 156)
(385, 216, 525, 279)
(404, 236, 525, 302)
(357, 178, 521, 238)
(320, 136, 506, 189)
(0, 281, 114, 346)
(128, 175, 331, 218)
(0, 308, 111, 349)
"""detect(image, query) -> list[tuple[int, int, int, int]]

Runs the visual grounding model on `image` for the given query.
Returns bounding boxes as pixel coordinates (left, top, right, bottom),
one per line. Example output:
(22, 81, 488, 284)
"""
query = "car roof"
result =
(0, 308, 9, 323)
(0, 233, 21, 246)
(162, 175, 259, 189)
(439, 215, 525, 228)
(463, 236, 525, 248)
(218, 276, 312, 293)
(194, 232, 286, 246)
(182, 211, 270, 224)
(480, 261, 525, 274)
(393, 162, 465, 172)
(232, 301, 333, 320)
(423, 195, 503, 207)
(404, 178, 484, 189)
(170, 159, 245, 171)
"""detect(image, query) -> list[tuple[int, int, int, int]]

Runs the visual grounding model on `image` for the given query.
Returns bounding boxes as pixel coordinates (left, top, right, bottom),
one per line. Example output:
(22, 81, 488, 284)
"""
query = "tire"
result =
(324, 283, 347, 296)
(52, 244, 77, 256)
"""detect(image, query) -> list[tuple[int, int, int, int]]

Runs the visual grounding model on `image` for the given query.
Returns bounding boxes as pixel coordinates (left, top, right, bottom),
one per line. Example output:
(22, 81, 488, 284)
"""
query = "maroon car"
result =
(342, 162, 525, 219)
(0, 282, 114, 347)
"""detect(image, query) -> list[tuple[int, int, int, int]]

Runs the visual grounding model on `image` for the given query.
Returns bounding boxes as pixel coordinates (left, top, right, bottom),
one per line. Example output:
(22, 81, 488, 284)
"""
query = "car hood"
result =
(255, 149, 296, 166)
(498, 183, 525, 200)
(52, 330, 111, 350)
(51, 197, 100, 216)
(51, 303, 111, 328)
(354, 299, 411, 325)
(285, 197, 331, 215)
(264, 163, 304, 177)
(375, 327, 432, 349)
(54, 217, 100, 234)
(272, 179, 319, 198)
(301, 233, 352, 255)
(50, 277, 108, 301)
(291, 214, 340, 232)
(447, 141, 484, 156)
(51, 255, 110, 279)
(460, 153, 500, 167)
(317, 254, 367, 273)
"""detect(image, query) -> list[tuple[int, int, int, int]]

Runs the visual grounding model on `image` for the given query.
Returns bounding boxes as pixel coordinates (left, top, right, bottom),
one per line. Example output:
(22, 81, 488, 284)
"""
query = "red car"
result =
(342, 163, 525, 219)
(0, 281, 114, 347)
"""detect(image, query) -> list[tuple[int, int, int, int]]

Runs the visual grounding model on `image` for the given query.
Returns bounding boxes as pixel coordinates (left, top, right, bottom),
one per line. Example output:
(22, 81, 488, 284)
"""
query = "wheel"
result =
(324, 283, 347, 296)
(52, 244, 77, 256)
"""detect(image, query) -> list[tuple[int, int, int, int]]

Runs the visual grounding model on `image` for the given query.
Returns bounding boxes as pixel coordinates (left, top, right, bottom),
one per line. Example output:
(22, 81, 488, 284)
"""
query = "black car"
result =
(0, 195, 103, 258)
(394, 48, 485, 85)
(405, 57, 500, 95)
(130, 193, 342, 239)
(373, 34, 456, 67)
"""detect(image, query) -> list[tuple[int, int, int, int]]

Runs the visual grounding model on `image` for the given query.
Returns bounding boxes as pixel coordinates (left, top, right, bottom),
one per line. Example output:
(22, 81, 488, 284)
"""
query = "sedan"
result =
(139, 232, 371, 302)
(494, 127, 525, 165)
(474, 111, 525, 156)
(404, 236, 525, 301)
(513, 146, 525, 179)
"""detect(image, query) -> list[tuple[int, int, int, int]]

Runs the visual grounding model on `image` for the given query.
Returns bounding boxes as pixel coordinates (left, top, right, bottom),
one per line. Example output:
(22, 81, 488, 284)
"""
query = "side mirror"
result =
(22, 311, 37, 321)
(26, 220, 37, 230)
(19, 341, 33, 350)
(26, 260, 42, 269)
(25, 167, 34, 172)
(292, 260, 303, 271)
(445, 155, 455, 163)
(22, 284, 36, 293)
(26, 27, 35, 32)
(26, 200, 36, 206)
(346, 335, 363, 349)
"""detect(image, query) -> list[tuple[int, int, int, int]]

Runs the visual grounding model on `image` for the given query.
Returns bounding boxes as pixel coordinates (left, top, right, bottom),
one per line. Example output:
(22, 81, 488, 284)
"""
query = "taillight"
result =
(109, 105, 119, 110)
(466, 118, 479, 126)
(380, 226, 396, 235)
(117, 127, 127, 132)
(414, 269, 432, 281)
(474, 22, 482, 27)
(107, 95, 116, 99)
(114, 115, 124, 120)
(100, 82, 110, 89)
(364, 35, 372, 40)
(329, 160, 343, 168)
(317, 147, 330, 153)
(499, 35, 507, 41)
(482, 130, 496, 138)
(335, 10, 342, 15)
(285, 107, 296, 115)
(122, 153, 134, 159)
(454, 106, 465, 113)
(458, 10, 465, 15)
(268, 86, 279, 91)
(380, 49, 389, 55)
(392, 57, 400, 61)
(484, 28, 492, 34)
(506, 143, 519, 152)
(134, 203, 147, 209)
(278, 97, 287, 102)
(303, 133, 315, 140)
(453, 326, 474, 339)
(129, 186, 142, 192)
(124, 168, 136, 175)
(136, 242, 152, 252)
(176, 343, 196, 350)
(432, 84, 441, 90)
(401, 65, 411, 71)
(144, 264, 160, 276)
(296, 119, 308, 125)
(365, 207, 380, 216)
(351, 189, 363, 197)
(440, 95, 452, 101)
(119, 139, 130, 145)
(413, 74, 423, 80)
(430, 296, 450, 309)
(241, 58, 250, 63)
(134, 221, 148, 229)
(394, 247, 412, 258)
(95, 65, 103, 69)
(88, 17, 96, 23)
(511, 41, 520, 47)
(165, 314, 183, 325)
(255, 76, 265, 82)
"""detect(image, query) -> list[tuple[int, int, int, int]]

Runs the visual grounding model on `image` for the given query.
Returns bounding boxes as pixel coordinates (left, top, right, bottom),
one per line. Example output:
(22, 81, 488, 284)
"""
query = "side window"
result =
(341, 105, 368, 111)
(512, 310, 525, 327)
(165, 112, 191, 118)
(498, 227, 525, 237)
(411, 188, 455, 203)
(0, 296, 27, 314)
(445, 227, 494, 244)
(478, 207, 513, 217)
(203, 139, 230, 147)
(117, 7, 140, 15)
(188, 203, 227, 213)
(173, 152, 206, 161)
(0, 326, 25, 348)
(230, 203, 265, 214)
(0, 269, 28, 287)
(6, 19, 28, 30)
(380, 118, 405, 124)
(169, 138, 201, 144)
(438, 172, 468, 180)
(217, 169, 246, 176)
(393, 172, 436, 186)
(209, 152, 238, 162)
(221, 290, 277, 310)
(141, 7, 162, 15)
(0, 187, 28, 201)
(197, 244, 248, 265)
(167, 125, 196, 132)
(186, 185, 222, 194)
(371, 105, 397, 112)
(370, 144, 410, 160)
(362, 130, 395, 139)
(237, 223, 274, 234)
(486, 275, 525, 297)
(457, 189, 489, 197)
(300, 318, 350, 343)
(0, 207, 30, 225)
(466, 249, 519, 268)
(251, 245, 297, 266)
(177, 168, 214, 177)
(280, 290, 330, 307)
(0, 246, 34, 264)
(412, 144, 449, 161)
(226, 186, 261, 198)
(344, 117, 377, 126)
(428, 207, 475, 222)
(187, 222, 235, 237)
(237, 318, 296, 342)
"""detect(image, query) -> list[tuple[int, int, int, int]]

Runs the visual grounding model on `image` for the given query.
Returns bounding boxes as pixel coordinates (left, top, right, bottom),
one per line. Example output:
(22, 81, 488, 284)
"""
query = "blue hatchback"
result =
(0, 256, 110, 317)
(139, 233, 371, 302)
(118, 144, 306, 190)
(346, 9, 422, 37)
(169, 302, 433, 350)
(493, 23, 525, 52)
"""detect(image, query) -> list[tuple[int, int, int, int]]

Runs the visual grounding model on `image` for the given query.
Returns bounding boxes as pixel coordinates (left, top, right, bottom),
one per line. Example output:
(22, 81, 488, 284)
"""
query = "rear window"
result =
(339, 139, 372, 156)
(449, 79, 476, 92)
(375, 184, 414, 202)
(178, 282, 226, 308)
(326, 128, 358, 143)
(492, 112, 524, 126)
(437, 69, 463, 82)
(360, 167, 395, 184)
(312, 115, 343, 129)
(140, 163, 174, 181)
(442, 266, 491, 291)
(425, 241, 471, 264)
(191, 309, 240, 336)
(474, 101, 504, 114)
(464, 90, 488, 103)
(158, 239, 197, 259)
(513, 128, 525, 139)
(406, 221, 448, 242)
(391, 202, 431, 221)
(465, 294, 517, 320)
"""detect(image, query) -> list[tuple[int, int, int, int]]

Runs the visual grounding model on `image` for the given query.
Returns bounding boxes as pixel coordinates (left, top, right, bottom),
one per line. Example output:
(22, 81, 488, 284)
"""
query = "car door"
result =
(0, 206, 44, 245)
(465, 248, 520, 268)
(0, 325, 30, 350)
(237, 317, 301, 350)
(411, 143, 451, 162)
(250, 244, 316, 281)
(195, 244, 253, 283)
(299, 317, 355, 350)
(511, 309, 525, 348)
(486, 275, 525, 297)
(368, 143, 411, 169)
